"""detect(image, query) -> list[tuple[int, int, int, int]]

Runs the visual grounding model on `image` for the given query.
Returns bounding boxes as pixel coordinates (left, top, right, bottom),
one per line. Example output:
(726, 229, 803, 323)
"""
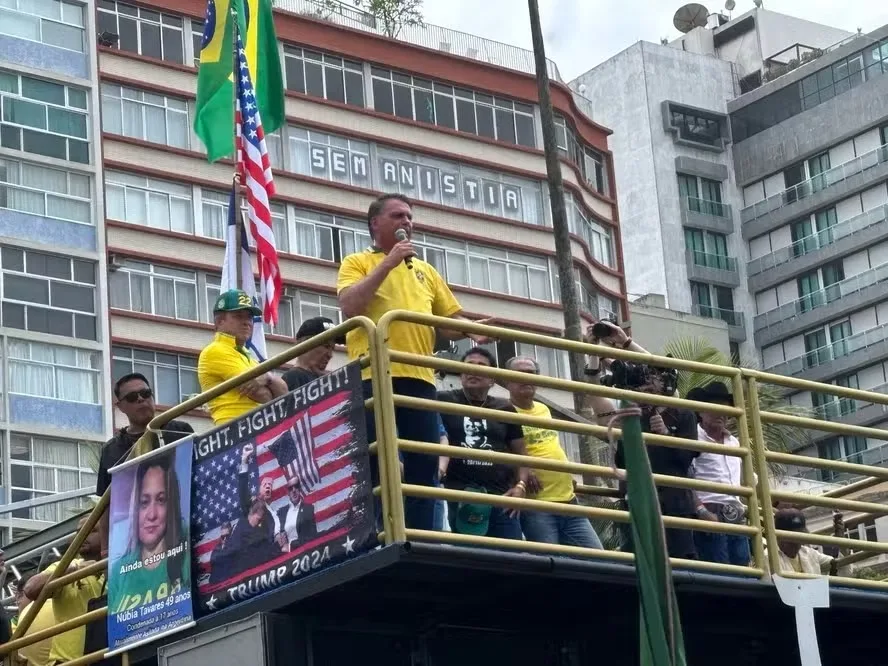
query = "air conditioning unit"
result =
(108, 253, 123, 272)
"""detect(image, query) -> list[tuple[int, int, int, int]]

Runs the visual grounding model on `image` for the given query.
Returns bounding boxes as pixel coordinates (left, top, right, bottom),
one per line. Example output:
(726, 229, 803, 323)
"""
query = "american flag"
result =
(267, 413, 322, 490)
(234, 27, 281, 326)
(192, 390, 359, 582)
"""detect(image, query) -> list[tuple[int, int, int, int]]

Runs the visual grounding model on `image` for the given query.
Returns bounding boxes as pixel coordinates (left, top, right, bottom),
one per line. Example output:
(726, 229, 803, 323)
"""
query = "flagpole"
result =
(231, 5, 243, 285)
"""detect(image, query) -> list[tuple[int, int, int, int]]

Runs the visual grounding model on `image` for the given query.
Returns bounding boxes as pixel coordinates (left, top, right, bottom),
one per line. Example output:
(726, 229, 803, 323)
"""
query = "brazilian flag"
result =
(193, 0, 285, 162)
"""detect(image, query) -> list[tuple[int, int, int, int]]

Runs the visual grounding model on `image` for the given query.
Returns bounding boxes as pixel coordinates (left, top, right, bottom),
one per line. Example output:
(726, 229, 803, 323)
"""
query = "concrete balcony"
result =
(691, 305, 746, 342)
(680, 196, 735, 235)
(740, 143, 888, 239)
(810, 389, 888, 444)
(765, 323, 888, 383)
(747, 204, 888, 293)
(685, 249, 740, 288)
(753, 261, 888, 347)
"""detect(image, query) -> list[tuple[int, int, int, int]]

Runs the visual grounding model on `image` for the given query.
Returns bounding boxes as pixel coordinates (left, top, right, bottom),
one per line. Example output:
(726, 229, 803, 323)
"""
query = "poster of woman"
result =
(106, 437, 195, 655)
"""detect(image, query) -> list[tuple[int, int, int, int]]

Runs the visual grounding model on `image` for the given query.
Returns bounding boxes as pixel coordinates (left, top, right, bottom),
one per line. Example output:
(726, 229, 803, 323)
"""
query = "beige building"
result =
(95, 1, 627, 437)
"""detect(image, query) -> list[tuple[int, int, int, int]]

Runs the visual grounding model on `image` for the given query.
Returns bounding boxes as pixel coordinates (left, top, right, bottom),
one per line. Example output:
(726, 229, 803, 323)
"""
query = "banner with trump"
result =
(190, 361, 374, 613)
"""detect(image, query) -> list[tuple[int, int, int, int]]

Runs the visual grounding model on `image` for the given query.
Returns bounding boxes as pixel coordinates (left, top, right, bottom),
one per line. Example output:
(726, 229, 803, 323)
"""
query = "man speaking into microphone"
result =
(337, 193, 493, 530)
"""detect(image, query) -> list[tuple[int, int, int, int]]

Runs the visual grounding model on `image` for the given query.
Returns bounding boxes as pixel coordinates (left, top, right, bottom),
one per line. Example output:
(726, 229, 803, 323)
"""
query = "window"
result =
(679, 173, 726, 217)
(566, 194, 613, 267)
(1, 246, 96, 339)
(101, 83, 190, 149)
(105, 170, 193, 233)
(295, 290, 341, 326)
(802, 52, 865, 110)
(554, 116, 609, 194)
(191, 18, 203, 67)
(200, 189, 287, 251)
(691, 280, 713, 316)
(818, 435, 867, 479)
(376, 146, 546, 226)
(0, 71, 89, 163)
(112, 345, 199, 405)
(797, 261, 844, 313)
(7, 339, 100, 403)
(96, 0, 185, 64)
(807, 152, 831, 194)
(372, 69, 535, 148)
(0, 156, 90, 224)
(9, 433, 99, 522)
(685, 229, 732, 270)
(108, 258, 198, 320)
(668, 105, 723, 147)
(791, 207, 838, 257)
(283, 46, 364, 107)
(0, 0, 85, 52)
(288, 125, 371, 189)
(290, 208, 364, 263)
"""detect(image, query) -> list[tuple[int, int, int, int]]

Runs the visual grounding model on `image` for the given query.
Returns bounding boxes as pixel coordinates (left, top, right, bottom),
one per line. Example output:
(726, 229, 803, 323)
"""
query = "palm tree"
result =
(662, 336, 813, 476)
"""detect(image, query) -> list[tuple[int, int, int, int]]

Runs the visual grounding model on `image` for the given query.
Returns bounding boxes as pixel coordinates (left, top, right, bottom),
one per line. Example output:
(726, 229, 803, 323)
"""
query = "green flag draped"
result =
(620, 403, 687, 666)
(193, 0, 285, 162)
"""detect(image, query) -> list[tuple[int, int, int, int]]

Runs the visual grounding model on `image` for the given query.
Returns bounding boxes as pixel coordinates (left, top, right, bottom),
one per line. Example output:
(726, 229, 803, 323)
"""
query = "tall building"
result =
(731, 24, 888, 471)
(0, 0, 625, 539)
(572, 4, 888, 470)
(570, 5, 854, 363)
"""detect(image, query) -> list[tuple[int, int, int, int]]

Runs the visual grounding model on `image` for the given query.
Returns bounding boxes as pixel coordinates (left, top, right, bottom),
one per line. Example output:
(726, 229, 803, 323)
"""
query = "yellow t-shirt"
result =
(11, 601, 54, 666)
(46, 559, 104, 665)
(513, 401, 576, 503)
(198, 332, 261, 424)
(337, 249, 461, 384)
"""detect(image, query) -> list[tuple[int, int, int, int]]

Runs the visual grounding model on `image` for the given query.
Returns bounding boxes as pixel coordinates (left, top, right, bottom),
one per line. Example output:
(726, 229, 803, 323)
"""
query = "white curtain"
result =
(166, 108, 188, 148)
(202, 200, 226, 239)
(175, 281, 197, 320)
(56, 366, 97, 402)
(130, 272, 151, 313)
(122, 99, 144, 139)
(148, 191, 171, 230)
(153, 276, 176, 318)
(9, 359, 54, 398)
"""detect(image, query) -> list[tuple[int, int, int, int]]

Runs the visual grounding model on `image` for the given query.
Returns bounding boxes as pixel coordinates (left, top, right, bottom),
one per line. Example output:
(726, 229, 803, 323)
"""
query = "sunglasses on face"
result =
(121, 388, 153, 403)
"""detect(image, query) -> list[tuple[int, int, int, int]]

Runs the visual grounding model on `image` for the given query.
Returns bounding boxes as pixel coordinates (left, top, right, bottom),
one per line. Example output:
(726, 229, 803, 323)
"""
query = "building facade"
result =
(571, 40, 755, 360)
(731, 25, 888, 470)
(0, 0, 625, 539)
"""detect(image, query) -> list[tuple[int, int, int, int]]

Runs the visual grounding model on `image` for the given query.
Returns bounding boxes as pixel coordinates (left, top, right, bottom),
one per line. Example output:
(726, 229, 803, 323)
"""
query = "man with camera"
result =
(583, 320, 700, 560)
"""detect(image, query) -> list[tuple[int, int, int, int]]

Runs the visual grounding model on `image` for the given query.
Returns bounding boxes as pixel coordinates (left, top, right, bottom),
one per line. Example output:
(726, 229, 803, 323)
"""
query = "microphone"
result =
(394, 229, 413, 270)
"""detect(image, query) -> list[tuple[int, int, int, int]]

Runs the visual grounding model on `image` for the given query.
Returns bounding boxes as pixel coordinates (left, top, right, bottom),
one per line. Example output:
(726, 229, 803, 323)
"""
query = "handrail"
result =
(747, 204, 888, 277)
(742, 143, 888, 221)
(9, 311, 888, 663)
(685, 248, 738, 272)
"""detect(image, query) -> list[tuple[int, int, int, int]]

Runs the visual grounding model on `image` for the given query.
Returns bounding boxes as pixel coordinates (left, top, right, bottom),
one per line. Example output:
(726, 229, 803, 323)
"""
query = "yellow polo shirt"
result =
(337, 249, 461, 385)
(513, 401, 576, 503)
(45, 559, 104, 665)
(198, 332, 262, 424)
(11, 601, 54, 666)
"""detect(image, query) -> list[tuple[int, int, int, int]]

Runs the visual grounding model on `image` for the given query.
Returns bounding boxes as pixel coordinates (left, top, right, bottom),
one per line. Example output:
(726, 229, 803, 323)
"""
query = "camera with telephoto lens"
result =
(600, 358, 679, 395)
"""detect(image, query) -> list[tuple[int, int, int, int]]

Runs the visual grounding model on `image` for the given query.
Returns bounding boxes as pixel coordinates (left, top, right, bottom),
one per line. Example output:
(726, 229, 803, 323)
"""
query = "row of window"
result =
(732, 38, 888, 142)
(1, 0, 85, 53)
(0, 70, 89, 164)
(99, 83, 615, 266)
(554, 115, 609, 195)
(92, 0, 610, 183)
(2, 431, 99, 523)
(0, 155, 91, 225)
(1, 245, 98, 341)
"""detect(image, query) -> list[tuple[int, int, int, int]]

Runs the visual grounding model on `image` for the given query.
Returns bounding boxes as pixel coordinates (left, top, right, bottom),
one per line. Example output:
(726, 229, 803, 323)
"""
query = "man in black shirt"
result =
(437, 348, 538, 539)
(97, 373, 193, 556)
(282, 316, 345, 390)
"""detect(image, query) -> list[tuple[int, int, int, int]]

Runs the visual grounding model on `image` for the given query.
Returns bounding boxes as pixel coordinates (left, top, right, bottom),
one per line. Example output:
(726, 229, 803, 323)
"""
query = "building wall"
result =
(628, 302, 731, 359)
(0, 0, 111, 543)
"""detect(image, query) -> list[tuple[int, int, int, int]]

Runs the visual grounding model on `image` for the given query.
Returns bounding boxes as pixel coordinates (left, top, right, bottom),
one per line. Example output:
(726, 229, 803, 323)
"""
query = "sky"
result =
(419, 0, 888, 81)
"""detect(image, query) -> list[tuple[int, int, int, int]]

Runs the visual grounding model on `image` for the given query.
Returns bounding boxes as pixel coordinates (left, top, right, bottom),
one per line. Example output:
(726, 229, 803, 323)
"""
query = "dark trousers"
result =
(694, 503, 751, 566)
(363, 378, 439, 531)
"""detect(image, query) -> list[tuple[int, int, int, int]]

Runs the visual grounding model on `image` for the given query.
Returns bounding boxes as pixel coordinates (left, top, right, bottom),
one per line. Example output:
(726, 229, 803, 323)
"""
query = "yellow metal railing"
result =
(5, 311, 888, 665)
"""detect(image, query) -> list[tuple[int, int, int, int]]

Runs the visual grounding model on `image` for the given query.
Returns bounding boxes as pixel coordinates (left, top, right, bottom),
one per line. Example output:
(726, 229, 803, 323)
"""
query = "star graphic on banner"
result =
(206, 595, 218, 610)
(248, 130, 257, 139)
(343, 535, 356, 555)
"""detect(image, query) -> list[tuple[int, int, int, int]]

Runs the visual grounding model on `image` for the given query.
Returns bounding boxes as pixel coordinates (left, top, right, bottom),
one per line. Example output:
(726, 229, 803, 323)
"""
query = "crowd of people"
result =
(1, 193, 837, 664)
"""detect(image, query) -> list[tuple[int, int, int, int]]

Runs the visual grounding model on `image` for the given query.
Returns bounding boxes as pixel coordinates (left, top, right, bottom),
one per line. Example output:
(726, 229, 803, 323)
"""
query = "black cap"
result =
(296, 316, 345, 344)
(687, 381, 734, 406)
(774, 509, 807, 532)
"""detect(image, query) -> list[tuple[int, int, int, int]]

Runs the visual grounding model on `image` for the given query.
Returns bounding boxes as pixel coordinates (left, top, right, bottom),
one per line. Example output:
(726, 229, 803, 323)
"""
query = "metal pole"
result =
(231, 4, 243, 284)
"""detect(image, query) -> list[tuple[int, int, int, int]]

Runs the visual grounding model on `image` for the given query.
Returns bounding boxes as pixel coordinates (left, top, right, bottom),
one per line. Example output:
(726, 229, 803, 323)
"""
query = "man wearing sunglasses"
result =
(96, 373, 194, 556)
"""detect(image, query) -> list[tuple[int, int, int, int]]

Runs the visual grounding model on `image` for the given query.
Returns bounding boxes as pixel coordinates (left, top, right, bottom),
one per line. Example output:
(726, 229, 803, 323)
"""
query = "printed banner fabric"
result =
(191, 361, 374, 613)
(107, 438, 195, 655)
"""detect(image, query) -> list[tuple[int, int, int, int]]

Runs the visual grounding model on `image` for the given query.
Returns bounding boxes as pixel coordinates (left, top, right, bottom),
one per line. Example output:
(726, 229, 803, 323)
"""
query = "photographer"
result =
(582, 320, 700, 560)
